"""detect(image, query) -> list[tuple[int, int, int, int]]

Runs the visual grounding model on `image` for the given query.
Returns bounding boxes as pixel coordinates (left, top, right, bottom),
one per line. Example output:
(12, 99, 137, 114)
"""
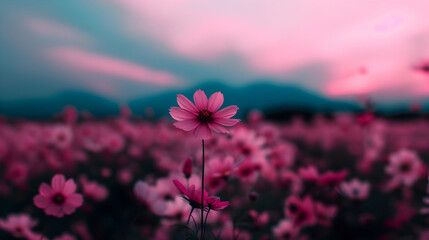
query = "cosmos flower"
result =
(339, 178, 370, 201)
(33, 174, 84, 218)
(206, 196, 230, 211)
(284, 195, 317, 227)
(0, 213, 37, 238)
(385, 149, 423, 186)
(133, 181, 167, 215)
(272, 219, 299, 240)
(169, 90, 240, 139)
(173, 179, 208, 209)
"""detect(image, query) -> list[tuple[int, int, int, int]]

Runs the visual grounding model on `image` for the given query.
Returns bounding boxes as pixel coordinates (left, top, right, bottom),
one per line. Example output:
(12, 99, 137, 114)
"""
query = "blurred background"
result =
(1, 0, 429, 119)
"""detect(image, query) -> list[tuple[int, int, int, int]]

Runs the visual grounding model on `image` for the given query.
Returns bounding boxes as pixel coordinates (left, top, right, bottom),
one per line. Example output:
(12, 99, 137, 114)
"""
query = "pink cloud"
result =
(114, 0, 429, 97)
(26, 17, 92, 43)
(46, 47, 180, 86)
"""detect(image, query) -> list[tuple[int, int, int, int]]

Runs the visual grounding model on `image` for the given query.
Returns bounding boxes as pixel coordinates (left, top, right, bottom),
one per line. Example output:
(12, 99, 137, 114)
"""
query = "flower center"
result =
(399, 163, 411, 173)
(197, 110, 213, 123)
(53, 193, 65, 204)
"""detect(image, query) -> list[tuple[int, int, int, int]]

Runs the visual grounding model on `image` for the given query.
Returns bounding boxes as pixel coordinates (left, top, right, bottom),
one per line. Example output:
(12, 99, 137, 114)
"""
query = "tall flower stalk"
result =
(170, 90, 239, 239)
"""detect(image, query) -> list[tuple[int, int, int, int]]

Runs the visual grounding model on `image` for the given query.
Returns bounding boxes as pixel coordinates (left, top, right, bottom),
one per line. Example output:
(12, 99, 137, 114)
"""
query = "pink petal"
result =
(173, 179, 187, 195)
(193, 90, 208, 111)
(208, 123, 229, 134)
(34, 195, 51, 208)
(207, 92, 224, 112)
(51, 174, 66, 191)
(193, 124, 212, 139)
(173, 119, 199, 131)
(177, 94, 198, 113)
(214, 118, 240, 126)
(169, 107, 196, 121)
(45, 205, 63, 217)
(39, 183, 53, 197)
(212, 106, 239, 119)
(62, 203, 77, 215)
(62, 179, 77, 195)
(67, 193, 84, 207)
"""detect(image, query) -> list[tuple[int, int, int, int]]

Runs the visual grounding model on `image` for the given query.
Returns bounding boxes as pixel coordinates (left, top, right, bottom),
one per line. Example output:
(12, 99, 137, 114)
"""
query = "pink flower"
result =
(385, 149, 423, 186)
(206, 196, 230, 211)
(133, 181, 167, 215)
(285, 195, 317, 227)
(273, 219, 299, 240)
(0, 213, 37, 238)
(173, 179, 208, 209)
(339, 178, 370, 201)
(314, 202, 337, 226)
(33, 174, 84, 218)
(169, 90, 240, 139)
(80, 177, 109, 202)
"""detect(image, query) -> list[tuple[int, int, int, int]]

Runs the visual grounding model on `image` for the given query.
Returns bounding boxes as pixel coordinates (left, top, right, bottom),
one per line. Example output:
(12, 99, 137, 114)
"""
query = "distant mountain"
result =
(1, 81, 427, 119)
(128, 81, 363, 118)
(0, 91, 120, 119)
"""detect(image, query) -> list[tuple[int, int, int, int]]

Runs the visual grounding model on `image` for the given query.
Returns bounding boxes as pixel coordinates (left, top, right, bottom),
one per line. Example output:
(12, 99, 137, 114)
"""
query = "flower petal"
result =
(67, 193, 84, 207)
(177, 94, 198, 113)
(169, 107, 196, 121)
(207, 92, 224, 112)
(214, 118, 240, 127)
(45, 205, 62, 217)
(193, 90, 208, 111)
(62, 179, 77, 195)
(212, 106, 239, 119)
(193, 124, 212, 139)
(39, 183, 53, 197)
(62, 203, 77, 215)
(34, 195, 51, 208)
(51, 174, 66, 191)
(208, 123, 229, 134)
(173, 179, 187, 195)
(173, 120, 200, 131)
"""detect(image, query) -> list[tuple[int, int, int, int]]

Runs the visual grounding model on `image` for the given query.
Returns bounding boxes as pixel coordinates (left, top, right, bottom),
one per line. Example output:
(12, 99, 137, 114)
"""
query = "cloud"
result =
(46, 47, 180, 86)
(26, 16, 92, 44)
(114, 0, 429, 97)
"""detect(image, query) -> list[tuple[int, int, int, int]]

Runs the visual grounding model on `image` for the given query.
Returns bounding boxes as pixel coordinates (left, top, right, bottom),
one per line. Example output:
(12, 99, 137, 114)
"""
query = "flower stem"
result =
(204, 208, 211, 238)
(187, 207, 195, 225)
(201, 139, 205, 240)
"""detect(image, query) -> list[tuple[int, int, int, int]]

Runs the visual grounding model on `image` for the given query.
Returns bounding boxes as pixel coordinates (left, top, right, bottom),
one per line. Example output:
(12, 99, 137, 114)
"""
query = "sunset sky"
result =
(1, 0, 429, 105)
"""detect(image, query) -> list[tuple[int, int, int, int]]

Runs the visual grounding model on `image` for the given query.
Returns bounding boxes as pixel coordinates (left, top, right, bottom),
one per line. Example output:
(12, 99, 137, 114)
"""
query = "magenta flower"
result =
(0, 214, 37, 238)
(206, 196, 230, 211)
(33, 174, 83, 218)
(173, 179, 208, 209)
(339, 178, 370, 201)
(169, 90, 240, 139)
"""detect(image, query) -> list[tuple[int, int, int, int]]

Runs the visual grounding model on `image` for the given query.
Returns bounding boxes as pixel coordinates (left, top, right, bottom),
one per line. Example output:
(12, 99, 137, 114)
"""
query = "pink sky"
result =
(114, 0, 429, 97)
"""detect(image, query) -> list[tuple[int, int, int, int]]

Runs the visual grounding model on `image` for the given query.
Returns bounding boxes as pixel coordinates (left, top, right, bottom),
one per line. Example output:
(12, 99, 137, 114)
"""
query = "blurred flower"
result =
(33, 174, 84, 217)
(385, 149, 423, 186)
(133, 181, 166, 215)
(80, 177, 108, 202)
(273, 219, 299, 240)
(169, 90, 240, 139)
(0, 213, 37, 238)
(206, 196, 230, 211)
(339, 178, 370, 201)
(285, 195, 317, 227)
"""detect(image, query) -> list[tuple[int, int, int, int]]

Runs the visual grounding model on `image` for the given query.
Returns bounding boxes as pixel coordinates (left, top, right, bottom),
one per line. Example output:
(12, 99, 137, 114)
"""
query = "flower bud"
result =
(182, 157, 193, 179)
